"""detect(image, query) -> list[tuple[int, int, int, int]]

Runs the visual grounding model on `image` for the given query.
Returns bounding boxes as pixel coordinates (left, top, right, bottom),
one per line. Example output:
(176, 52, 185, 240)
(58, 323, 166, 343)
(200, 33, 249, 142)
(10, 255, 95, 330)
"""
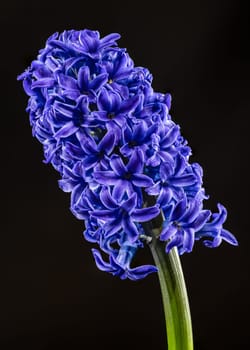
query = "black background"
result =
(2, 0, 250, 349)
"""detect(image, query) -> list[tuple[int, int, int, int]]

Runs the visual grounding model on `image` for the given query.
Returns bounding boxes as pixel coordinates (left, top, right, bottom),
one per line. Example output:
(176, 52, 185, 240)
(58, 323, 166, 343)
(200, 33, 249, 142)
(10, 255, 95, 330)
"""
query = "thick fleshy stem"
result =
(150, 241, 193, 350)
(143, 211, 193, 350)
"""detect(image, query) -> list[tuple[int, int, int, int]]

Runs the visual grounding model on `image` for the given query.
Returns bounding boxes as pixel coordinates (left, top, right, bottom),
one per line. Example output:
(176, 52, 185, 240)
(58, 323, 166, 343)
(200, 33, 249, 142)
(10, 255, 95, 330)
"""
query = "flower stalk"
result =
(143, 209, 193, 350)
(150, 240, 193, 350)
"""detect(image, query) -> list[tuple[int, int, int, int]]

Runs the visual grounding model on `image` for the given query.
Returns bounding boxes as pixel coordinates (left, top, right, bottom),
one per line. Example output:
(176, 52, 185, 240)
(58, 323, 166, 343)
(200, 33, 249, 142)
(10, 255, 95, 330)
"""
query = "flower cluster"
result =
(18, 29, 237, 280)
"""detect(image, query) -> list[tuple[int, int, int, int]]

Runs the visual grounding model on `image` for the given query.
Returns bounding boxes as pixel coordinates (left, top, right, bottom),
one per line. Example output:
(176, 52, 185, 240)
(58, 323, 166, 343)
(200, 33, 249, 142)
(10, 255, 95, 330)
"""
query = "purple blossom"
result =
(56, 66, 108, 101)
(92, 243, 158, 281)
(160, 194, 211, 254)
(120, 119, 158, 158)
(81, 130, 116, 170)
(94, 88, 140, 138)
(94, 148, 154, 202)
(18, 29, 237, 280)
(146, 154, 198, 207)
(91, 188, 160, 242)
(195, 204, 238, 248)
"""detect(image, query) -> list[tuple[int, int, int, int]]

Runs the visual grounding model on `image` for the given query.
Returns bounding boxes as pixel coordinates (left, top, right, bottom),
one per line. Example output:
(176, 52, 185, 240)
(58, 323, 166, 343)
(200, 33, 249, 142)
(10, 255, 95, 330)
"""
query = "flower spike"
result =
(18, 29, 237, 280)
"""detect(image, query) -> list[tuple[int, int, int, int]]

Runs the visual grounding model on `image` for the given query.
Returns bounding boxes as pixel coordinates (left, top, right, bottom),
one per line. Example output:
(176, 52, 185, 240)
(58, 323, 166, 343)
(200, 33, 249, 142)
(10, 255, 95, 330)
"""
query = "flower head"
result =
(18, 29, 237, 280)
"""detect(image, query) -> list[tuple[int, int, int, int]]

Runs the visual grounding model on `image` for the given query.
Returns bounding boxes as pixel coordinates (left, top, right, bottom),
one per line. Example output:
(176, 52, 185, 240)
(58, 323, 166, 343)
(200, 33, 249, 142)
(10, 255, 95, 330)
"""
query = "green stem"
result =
(148, 234, 193, 350)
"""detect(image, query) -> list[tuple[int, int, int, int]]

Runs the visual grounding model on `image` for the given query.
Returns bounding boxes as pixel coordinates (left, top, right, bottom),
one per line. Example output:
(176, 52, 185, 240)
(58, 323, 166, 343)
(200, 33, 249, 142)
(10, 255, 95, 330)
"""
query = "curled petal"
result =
(48, 39, 76, 53)
(32, 78, 54, 88)
(165, 234, 183, 253)
(211, 203, 227, 227)
(97, 88, 121, 112)
(182, 228, 195, 253)
(171, 197, 187, 222)
(169, 174, 197, 187)
(146, 182, 161, 196)
(121, 193, 137, 213)
(99, 33, 121, 48)
(192, 210, 211, 230)
(78, 66, 90, 91)
(132, 174, 154, 187)
(84, 225, 102, 243)
(92, 249, 113, 272)
(220, 229, 238, 246)
(57, 73, 78, 90)
(157, 187, 173, 207)
(161, 125, 180, 148)
(91, 209, 115, 221)
(133, 120, 147, 141)
(98, 130, 116, 154)
(90, 72, 108, 91)
(104, 219, 123, 238)
(203, 236, 222, 248)
(82, 155, 97, 169)
(119, 94, 140, 114)
(100, 187, 118, 209)
(113, 179, 127, 202)
(54, 122, 78, 139)
(174, 154, 187, 175)
(100, 232, 121, 254)
(122, 218, 139, 242)
(132, 206, 160, 222)
(110, 155, 126, 176)
(79, 30, 99, 52)
(160, 162, 173, 181)
(81, 137, 97, 154)
(94, 171, 119, 185)
(181, 198, 201, 224)
(128, 265, 158, 281)
(58, 179, 75, 192)
(160, 223, 177, 241)
(127, 148, 144, 173)
(71, 183, 85, 206)
(54, 101, 74, 118)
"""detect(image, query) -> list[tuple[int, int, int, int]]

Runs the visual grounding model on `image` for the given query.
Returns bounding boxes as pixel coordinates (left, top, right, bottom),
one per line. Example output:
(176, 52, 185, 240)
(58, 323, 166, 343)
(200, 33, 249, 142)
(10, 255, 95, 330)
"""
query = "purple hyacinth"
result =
(18, 29, 238, 281)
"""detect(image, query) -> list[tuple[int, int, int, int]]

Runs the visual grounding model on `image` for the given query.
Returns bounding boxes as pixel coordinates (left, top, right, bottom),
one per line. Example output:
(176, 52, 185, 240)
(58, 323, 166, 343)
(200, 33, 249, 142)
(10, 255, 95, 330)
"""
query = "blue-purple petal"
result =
(57, 73, 78, 90)
(132, 173, 154, 187)
(100, 187, 118, 209)
(92, 249, 113, 272)
(182, 228, 195, 253)
(119, 94, 140, 114)
(54, 122, 78, 139)
(170, 174, 197, 187)
(122, 218, 139, 242)
(110, 155, 126, 176)
(98, 131, 115, 154)
(128, 265, 158, 280)
(112, 179, 126, 202)
(127, 148, 144, 173)
(157, 187, 173, 207)
(160, 223, 177, 241)
(78, 66, 90, 91)
(171, 197, 187, 221)
(220, 229, 238, 246)
(90, 73, 108, 91)
(192, 210, 211, 230)
(32, 78, 54, 88)
(91, 209, 115, 221)
(132, 206, 160, 222)
(161, 125, 180, 148)
(121, 193, 137, 213)
(94, 170, 119, 185)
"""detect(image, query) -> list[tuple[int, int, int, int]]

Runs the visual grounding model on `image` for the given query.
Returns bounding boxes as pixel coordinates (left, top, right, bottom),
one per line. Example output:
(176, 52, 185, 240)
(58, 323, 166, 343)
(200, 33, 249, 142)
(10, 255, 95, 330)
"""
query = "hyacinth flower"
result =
(18, 29, 238, 350)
